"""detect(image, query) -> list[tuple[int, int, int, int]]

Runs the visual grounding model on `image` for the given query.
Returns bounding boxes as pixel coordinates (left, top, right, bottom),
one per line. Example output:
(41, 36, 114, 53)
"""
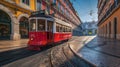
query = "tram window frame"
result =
(37, 19, 46, 32)
(30, 19, 36, 31)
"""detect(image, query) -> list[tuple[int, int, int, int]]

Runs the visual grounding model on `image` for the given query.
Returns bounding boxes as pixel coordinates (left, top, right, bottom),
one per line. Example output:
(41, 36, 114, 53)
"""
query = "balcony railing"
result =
(98, 0, 120, 25)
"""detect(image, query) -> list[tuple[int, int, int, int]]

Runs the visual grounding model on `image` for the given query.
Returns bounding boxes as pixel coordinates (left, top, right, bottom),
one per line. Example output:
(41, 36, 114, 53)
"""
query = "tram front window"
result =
(38, 19, 45, 31)
(30, 19, 36, 31)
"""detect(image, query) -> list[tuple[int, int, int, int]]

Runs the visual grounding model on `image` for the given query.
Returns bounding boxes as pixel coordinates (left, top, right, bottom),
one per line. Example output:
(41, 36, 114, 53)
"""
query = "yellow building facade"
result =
(0, 0, 36, 40)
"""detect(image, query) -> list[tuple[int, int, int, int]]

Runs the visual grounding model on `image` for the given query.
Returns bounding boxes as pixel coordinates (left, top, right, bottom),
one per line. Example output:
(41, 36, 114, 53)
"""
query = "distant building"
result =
(0, 0, 82, 40)
(72, 24, 82, 36)
(81, 21, 97, 35)
(97, 0, 120, 40)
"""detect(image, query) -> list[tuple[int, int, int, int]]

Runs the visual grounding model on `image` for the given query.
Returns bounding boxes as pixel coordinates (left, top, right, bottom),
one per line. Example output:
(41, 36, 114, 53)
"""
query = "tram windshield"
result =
(30, 19, 46, 32)
(30, 19, 36, 31)
(37, 19, 45, 31)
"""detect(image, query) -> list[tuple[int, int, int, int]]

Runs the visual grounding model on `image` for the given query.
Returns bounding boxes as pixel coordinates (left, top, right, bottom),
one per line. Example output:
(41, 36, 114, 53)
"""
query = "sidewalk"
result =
(69, 36, 120, 67)
(0, 39, 28, 52)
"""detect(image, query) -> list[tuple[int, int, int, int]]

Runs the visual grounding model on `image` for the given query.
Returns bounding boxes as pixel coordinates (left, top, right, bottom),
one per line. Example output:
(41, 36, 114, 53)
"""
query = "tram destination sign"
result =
(31, 10, 47, 15)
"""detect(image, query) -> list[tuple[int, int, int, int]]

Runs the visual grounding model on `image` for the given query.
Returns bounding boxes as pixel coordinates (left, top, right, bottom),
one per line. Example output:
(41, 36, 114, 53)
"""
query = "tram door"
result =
(47, 21, 53, 43)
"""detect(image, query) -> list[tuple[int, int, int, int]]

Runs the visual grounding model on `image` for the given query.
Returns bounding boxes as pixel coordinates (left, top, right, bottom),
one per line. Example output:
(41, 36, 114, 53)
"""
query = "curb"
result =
(68, 44, 96, 67)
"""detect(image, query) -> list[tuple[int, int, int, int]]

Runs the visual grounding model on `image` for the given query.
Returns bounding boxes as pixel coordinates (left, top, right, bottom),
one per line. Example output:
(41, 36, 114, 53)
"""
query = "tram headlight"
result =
(30, 38, 34, 40)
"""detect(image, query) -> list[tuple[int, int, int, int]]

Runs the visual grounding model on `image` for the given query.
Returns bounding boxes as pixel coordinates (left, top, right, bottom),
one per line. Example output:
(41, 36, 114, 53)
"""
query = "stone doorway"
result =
(114, 18, 117, 39)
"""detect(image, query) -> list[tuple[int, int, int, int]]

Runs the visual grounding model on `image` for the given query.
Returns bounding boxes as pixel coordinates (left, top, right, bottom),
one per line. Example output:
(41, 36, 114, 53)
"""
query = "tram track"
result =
(49, 37, 78, 67)
(1, 36, 87, 67)
(0, 48, 41, 66)
(50, 45, 73, 67)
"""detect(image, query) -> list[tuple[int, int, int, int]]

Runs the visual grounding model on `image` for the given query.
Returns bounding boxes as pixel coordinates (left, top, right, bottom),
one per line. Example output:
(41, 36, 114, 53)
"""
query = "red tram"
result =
(27, 13, 72, 50)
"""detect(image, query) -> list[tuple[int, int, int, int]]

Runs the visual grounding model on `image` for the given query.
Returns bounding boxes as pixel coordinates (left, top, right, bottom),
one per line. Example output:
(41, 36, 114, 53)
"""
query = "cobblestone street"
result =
(0, 36, 94, 67)
(1, 36, 120, 67)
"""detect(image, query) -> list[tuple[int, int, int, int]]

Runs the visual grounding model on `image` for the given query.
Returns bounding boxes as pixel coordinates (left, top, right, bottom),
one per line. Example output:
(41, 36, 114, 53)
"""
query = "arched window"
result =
(0, 10, 11, 40)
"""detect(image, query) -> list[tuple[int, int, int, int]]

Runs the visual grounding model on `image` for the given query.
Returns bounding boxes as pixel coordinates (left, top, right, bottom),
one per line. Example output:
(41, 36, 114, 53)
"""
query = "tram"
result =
(27, 12, 72, 50)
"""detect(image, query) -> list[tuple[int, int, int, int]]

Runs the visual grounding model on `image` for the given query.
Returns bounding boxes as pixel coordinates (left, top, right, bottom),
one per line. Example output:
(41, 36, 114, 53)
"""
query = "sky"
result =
(70, 0, 98, 22)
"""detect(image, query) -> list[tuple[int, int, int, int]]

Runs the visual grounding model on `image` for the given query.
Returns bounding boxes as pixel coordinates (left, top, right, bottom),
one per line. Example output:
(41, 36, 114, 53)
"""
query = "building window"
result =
(63, 0, 66, 3)
(58, 2, 61, 11)
(46, 5, 50, 14)
(61, 6, 64, 14)
(36, 0, 41, 11)
(22, 0, 30, 6)
(115, 0, 118, 6)
(66, 1, 69, 7)
(53, 0, 56, 3)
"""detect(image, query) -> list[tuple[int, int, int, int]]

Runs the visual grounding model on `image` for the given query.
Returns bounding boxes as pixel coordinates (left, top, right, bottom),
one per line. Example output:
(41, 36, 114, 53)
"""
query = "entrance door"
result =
(109, 22, 111, 38)
(0, 10, 11, 40)
(114, 18, 117, 39)
(19, 17, 29, 38)
(47, 21, 53, 43)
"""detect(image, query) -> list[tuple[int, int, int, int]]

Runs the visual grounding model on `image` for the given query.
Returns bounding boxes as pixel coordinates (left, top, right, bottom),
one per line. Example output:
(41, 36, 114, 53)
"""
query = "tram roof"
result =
(54, 18, 72, 27)
(30, 14, 52, 18)
(29, 12, 72, 27)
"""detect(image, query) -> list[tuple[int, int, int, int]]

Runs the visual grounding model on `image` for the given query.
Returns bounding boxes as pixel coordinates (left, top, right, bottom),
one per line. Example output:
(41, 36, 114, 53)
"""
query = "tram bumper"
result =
(27, 41, 43, 50)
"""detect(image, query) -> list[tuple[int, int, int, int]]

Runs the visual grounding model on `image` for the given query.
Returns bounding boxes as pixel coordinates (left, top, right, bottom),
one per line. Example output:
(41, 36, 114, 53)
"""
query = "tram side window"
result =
(56, 24, 59, 32)
(68, 27, 70, 32)
(30, 19, 36, 31)
(63, 26, 65, 32)
(65, 27, 67, 32)
(60, 26, 62, 32)
(38, 19, 45, 31)
(68, 28, 70, 32)
(70, 28, 72, 32)
(61, 26, 63, 32)
(67, 27, 69, 32)
(47, 21, 53, 32)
